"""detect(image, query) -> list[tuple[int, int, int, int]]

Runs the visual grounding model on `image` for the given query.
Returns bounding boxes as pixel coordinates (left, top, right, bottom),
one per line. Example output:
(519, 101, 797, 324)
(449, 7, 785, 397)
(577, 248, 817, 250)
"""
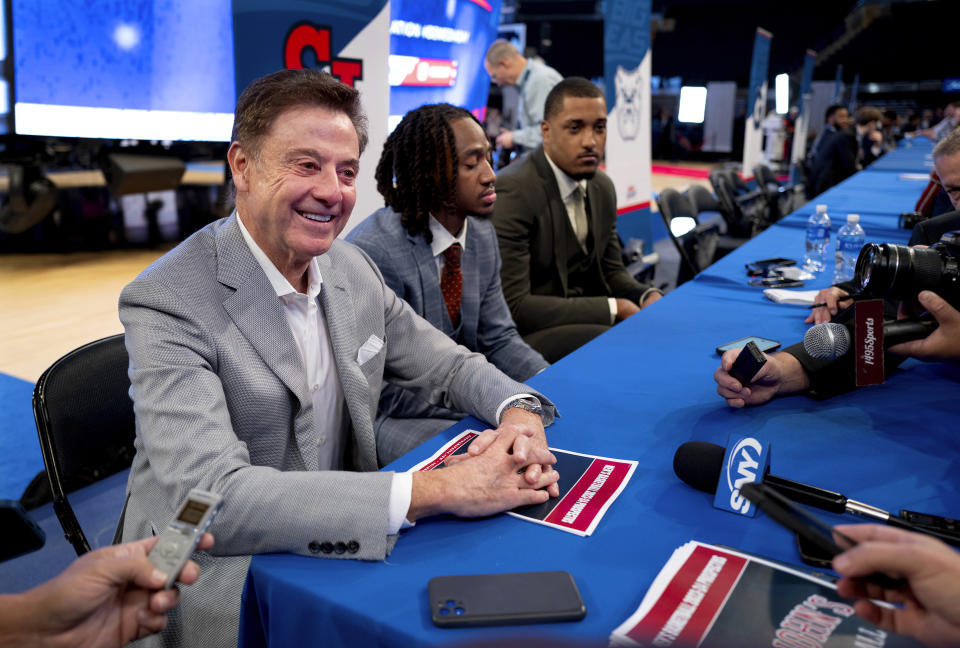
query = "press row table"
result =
(239, 138, 958, 647)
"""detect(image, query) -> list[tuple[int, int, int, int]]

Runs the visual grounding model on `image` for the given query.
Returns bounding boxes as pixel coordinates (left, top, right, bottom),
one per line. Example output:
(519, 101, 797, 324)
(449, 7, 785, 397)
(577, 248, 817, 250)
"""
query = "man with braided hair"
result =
(347, 103, 548, 464)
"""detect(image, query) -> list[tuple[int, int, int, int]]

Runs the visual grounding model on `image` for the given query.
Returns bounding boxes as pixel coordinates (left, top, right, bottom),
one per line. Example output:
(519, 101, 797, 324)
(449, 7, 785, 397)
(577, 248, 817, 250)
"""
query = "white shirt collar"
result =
(236, 212, 322, 299)
(543, 150, 588, 202)
(428, 215, 468, 259)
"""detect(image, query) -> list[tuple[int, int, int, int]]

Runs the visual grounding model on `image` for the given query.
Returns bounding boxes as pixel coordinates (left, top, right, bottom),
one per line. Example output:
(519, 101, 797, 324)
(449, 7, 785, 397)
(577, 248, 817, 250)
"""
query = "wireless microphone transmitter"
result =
(728, 341, 767, 385)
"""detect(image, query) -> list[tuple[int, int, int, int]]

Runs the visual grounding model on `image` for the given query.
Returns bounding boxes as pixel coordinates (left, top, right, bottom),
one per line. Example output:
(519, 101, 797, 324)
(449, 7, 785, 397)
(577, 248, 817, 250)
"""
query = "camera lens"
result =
(854, 243, 945, 301)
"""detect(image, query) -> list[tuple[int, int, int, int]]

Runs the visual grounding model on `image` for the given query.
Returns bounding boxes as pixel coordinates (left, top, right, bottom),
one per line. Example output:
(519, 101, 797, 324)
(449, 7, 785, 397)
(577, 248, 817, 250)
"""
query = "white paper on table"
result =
(763, 288, 821, 306)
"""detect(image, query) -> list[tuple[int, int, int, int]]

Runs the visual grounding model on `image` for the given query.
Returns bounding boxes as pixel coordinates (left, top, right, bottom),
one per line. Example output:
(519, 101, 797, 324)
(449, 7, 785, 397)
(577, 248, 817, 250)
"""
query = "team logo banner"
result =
(742, 27, 772, 176)
(232, 0, 390, 232)
(790, 49, 817, 182)
(603, 0, 653, 247)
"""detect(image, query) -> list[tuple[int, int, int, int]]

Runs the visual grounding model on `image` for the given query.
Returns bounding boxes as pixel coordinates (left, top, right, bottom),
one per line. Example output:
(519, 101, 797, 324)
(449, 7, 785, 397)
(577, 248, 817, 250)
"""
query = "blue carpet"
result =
(0, 373, 42, 500)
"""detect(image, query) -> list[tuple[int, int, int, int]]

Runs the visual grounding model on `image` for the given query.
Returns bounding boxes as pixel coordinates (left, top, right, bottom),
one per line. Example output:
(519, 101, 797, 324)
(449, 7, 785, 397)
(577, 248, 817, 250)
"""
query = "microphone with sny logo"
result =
(673, 440, 960, 546)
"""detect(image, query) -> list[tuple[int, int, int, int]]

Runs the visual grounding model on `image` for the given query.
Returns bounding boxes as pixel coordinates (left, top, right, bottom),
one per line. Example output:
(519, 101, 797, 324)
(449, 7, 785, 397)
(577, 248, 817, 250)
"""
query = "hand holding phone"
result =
(740, 483, 905, 590)
(728, 341, 767, 385)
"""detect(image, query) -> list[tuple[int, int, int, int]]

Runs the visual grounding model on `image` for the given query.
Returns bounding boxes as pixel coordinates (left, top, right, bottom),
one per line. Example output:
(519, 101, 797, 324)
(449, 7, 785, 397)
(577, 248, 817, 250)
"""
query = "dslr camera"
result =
(854, 230, 960, 307)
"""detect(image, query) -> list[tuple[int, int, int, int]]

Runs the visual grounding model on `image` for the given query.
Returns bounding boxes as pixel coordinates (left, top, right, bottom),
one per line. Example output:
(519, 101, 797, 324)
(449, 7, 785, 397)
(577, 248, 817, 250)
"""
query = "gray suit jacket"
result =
(346, 207, 548, 423)
(492, 147, 651, 335)
(119, 214, 554, 648)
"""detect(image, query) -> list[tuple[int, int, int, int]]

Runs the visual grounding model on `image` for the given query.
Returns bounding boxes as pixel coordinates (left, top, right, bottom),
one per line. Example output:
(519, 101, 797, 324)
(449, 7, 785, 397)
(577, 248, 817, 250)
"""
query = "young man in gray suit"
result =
(118, 70, 560, 648)
(493, 77, 662, 362)
(347, 104, 549, 464)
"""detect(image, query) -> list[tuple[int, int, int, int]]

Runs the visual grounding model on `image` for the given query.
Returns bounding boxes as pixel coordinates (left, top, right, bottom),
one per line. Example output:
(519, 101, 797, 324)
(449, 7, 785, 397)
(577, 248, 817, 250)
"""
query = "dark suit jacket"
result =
(492, 147, 651, 334)
(346, 207, 548, 422)
(909, 209, 960, 246)
(809, 128, 858, 196)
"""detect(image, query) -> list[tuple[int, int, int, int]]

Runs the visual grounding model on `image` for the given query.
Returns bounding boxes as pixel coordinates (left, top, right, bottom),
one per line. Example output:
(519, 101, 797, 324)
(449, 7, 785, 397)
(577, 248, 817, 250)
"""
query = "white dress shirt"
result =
(237, 215, 412, 533)
(428, 214, 468, 275)
(543, 151, 618, 324)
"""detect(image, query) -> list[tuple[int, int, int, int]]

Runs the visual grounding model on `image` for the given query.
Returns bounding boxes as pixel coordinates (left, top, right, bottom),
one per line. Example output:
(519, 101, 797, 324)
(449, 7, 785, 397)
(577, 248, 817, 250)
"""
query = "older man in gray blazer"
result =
(347, 104, 548, 464)
(119, 70, 560, 648)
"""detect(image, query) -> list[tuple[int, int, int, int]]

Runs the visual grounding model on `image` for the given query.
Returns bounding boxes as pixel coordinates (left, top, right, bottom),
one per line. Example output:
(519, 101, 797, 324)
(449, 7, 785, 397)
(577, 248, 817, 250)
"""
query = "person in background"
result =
(0, 534, 212, 648)
(484, 40, 562, 153)
(855, 106, 884, 167)
(492, 77, 662, 362)
(806, 104, 854, 197)
(346, 103, 548, 464)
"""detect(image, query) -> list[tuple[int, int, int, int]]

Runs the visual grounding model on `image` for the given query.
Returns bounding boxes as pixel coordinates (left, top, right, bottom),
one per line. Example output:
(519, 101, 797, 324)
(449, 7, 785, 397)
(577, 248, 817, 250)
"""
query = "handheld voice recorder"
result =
(148, 489, 222, 588)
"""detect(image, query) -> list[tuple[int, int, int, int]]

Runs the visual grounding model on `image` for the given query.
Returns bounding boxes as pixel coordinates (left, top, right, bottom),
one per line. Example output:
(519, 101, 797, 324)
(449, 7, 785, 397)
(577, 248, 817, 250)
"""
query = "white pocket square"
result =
(356, 334, 384, 365)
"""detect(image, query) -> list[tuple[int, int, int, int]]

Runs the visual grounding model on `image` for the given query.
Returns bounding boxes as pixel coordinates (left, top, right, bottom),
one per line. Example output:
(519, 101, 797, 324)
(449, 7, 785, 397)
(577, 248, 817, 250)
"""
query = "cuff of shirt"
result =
(639, 287, 663, 306)
(388, 471, 415, 534)
(608, 298, 618, 324)
(495, 393, 541, 423)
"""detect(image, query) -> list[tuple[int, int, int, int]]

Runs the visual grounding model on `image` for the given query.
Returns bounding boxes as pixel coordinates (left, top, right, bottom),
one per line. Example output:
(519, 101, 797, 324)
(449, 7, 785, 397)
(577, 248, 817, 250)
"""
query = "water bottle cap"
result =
(847, 214, 859, 223)
(816, 204, 827, 213)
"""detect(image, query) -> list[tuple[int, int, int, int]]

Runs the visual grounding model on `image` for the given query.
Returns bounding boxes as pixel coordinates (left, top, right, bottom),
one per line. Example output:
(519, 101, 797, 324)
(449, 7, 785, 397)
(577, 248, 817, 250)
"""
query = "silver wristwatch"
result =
(504, 396, 543, 419)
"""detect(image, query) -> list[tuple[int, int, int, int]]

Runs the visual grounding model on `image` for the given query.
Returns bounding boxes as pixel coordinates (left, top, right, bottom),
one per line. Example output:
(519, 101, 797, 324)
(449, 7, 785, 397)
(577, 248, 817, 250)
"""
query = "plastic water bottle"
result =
(833, 214, 866, 284)
(802, 204, 831, 272)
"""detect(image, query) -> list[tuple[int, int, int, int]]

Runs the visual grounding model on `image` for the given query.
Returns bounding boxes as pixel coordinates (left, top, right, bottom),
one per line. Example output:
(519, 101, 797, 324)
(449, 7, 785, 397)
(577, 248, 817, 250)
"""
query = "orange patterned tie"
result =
(441, 243, 462, 326)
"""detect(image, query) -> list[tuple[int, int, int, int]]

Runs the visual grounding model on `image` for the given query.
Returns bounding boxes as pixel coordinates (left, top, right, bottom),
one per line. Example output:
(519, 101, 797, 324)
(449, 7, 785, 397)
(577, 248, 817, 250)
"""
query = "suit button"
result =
(308, 541, 321, 554)
(347, 540, 359, 554)
(320, 542, 334, 554)
(334, 542, 346, 554)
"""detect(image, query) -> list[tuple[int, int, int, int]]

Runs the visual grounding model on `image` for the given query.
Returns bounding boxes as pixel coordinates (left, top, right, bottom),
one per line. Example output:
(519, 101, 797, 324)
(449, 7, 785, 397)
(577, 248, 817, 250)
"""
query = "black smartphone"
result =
(428, 571, 586, 627)
(728, 341, 767, 385)
(715, 336, 781, 355)
(748, 277, 806, 288)
(746, 257, 797, 276)
(739, 483, 904, 590)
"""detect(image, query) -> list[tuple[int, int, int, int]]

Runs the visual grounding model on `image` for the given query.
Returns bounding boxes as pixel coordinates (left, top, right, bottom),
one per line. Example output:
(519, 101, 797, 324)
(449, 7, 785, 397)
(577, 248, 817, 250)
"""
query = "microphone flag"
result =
(713, 434, 771, 517)
(854, 299, 885, 386)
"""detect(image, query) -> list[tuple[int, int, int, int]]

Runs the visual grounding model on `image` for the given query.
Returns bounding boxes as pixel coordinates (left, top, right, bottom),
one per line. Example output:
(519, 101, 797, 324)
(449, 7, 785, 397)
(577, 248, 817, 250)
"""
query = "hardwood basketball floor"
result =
(0, 164, 716, 382)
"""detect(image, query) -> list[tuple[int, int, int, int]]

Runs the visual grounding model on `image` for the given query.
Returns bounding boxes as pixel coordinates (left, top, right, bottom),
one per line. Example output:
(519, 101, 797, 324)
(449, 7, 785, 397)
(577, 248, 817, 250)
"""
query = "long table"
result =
(239, 139, 959, 647)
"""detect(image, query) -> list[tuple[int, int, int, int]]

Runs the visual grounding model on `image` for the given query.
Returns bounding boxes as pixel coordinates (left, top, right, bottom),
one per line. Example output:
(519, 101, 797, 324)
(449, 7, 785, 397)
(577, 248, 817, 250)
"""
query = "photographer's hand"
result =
(889, 291, 960, 362)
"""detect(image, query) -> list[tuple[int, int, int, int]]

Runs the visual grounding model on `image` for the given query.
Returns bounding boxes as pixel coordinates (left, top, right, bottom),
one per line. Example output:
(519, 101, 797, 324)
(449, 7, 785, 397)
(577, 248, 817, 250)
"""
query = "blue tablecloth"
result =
(239, 141, 957, 647)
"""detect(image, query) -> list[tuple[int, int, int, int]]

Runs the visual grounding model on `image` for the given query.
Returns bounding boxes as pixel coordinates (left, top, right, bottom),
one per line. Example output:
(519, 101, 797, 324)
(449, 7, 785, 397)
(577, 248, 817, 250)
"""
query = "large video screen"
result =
(388, 0, 502, 131)
(11, 0, 235, 141)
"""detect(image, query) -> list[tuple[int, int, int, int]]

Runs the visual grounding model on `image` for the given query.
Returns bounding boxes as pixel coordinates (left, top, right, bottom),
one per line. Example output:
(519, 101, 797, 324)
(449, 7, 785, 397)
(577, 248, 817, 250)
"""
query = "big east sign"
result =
(284, 22, 363, 87)
(714, 436, 770, 517)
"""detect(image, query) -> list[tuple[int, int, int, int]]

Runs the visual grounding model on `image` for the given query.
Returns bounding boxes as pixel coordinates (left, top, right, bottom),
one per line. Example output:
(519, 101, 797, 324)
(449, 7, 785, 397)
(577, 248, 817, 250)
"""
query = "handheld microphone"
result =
(803, 318, 938, 361)
(673, 441, 960, 546)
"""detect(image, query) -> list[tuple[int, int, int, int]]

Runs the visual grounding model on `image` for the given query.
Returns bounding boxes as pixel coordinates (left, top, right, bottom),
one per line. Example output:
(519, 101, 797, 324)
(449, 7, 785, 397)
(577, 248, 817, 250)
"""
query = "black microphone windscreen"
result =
(673, 441, 725, 494)
(803, 322, 850, 361)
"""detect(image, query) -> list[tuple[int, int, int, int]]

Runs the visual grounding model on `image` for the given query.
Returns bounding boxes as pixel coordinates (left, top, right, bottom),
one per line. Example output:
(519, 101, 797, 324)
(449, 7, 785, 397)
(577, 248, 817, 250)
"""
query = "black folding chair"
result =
(657, 188, 720, 286)
(684, 185, 749, 261)
(32, 334, 135, 555)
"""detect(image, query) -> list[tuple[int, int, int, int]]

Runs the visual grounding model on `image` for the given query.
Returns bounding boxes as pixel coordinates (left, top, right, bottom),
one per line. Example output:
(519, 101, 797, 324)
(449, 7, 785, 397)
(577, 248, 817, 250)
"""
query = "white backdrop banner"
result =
(603, 0, 653, 247)
(742, 27, 772, 178)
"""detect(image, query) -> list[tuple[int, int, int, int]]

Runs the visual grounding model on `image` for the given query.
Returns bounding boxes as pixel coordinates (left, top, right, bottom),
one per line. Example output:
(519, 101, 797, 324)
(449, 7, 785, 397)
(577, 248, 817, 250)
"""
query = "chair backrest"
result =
(657, 188, 698, 223)
(33, 334, 134, 555)
(753, 164, 779, 190)
(685, 185, 723, 216)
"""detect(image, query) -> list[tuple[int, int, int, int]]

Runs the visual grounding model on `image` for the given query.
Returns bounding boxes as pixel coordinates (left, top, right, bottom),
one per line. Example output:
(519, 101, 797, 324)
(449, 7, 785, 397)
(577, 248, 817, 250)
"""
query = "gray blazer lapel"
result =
(315, 254, 378, 472)
(459, 236, 480, 348)
(408, 232, 452, 335)
(217, 217, 308, 410)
